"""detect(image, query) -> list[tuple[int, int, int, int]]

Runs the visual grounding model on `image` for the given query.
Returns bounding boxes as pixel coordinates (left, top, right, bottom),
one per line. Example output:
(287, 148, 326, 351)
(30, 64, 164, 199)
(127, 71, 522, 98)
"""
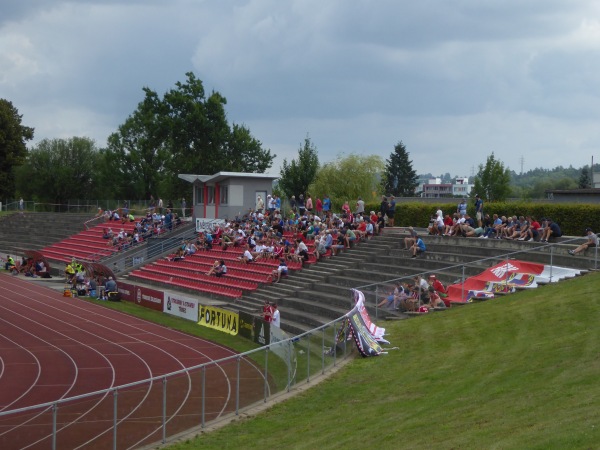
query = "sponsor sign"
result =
(198, 305, 239, 335)
(164, 293, 199, 322)
(238, 311, 254, 341)
(118, 282, 164, 311)
(254, 319, 270, 346)
(347, 306, 384, 357)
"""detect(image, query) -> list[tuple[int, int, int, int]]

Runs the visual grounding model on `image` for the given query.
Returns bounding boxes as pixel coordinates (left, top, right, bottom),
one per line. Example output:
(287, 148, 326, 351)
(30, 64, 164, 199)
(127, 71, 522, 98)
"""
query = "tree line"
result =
(0, 72, 592, 210)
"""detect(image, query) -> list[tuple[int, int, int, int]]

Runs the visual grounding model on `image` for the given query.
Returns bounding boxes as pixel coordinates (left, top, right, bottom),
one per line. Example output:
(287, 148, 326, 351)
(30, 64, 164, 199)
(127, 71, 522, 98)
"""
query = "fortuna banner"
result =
(198, 305, 239, 335)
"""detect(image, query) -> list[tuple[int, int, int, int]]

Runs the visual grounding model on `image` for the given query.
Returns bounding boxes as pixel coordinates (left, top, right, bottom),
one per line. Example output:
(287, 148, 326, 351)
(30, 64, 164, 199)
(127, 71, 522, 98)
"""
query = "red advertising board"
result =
(118, 281, 164, 311)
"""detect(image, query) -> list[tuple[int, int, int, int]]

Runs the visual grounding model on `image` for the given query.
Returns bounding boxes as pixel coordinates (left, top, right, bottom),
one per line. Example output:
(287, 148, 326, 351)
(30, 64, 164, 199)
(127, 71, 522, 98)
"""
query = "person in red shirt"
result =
(315, 197, 323, 218)
(263, 300, 273, 323)
(527, 216, 541, 242)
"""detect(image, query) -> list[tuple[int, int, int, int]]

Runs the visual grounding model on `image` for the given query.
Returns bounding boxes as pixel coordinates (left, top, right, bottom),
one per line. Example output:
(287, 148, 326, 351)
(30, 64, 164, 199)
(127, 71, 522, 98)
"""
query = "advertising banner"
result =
(118, 282, 164, 311)
(198, 305, 239, 335)
(164, 293, 199, 322)
(254, 319, 270, 346)
(238, 311, 255, 341)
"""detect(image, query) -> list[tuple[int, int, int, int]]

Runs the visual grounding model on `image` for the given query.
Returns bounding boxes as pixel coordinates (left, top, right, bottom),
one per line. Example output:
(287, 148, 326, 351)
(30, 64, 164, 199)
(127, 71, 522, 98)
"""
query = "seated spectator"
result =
(239, 244, 254, 264)
(428, 286, 446, 309)
(404, 227, 418, 250)
(206, 260, 227, 277)
(442, 214, 454, 236)
(539, 218, 562, 243)
(428, 275, 448, 298)
(377, 283, 401, 310)
(410, 235, 426, 258)
(4, 254, 16, 271)
(527, 216, 541, 241)
(269, 258, 289, 283)
(569, 228, 598, 256)
(295, 239, 310, 262)
(313, 232, 328, 260)
(104, 276, 119, 301)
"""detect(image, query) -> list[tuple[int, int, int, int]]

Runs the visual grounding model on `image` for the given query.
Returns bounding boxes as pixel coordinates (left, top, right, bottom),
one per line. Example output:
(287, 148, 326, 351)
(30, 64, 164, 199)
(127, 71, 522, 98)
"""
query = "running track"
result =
(0, 275, 267, 449)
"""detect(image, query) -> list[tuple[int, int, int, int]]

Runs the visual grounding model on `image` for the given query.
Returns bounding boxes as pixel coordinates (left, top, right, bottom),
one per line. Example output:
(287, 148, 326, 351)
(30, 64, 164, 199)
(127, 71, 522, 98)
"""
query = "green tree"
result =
(579, 167, 591, 189)
(472, 153, 511, 202)
(310, 154, 384, 210)
(15, 137, 100, 206)
(105, 72, 274, 201)
(278, 135, 319, 200)
(0, 99, 34, 199)
(382, 141, 418, 197)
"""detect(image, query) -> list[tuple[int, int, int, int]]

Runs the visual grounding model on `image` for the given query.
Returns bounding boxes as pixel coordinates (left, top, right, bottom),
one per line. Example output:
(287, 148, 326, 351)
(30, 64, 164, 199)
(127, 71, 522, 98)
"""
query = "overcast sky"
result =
(2, 0, 600, 178)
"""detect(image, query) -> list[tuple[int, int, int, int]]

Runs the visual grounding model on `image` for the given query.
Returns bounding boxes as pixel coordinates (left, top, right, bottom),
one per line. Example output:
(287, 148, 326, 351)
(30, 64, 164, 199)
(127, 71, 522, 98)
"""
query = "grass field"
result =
(150, 272, 599, 450)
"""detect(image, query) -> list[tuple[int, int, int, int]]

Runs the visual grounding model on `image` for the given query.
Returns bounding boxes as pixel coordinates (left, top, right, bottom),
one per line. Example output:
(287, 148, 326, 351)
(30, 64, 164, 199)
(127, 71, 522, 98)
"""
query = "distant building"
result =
(419, 176, 473, 198)
(179, 172, 279, 220)
(545, 188, 600, 203)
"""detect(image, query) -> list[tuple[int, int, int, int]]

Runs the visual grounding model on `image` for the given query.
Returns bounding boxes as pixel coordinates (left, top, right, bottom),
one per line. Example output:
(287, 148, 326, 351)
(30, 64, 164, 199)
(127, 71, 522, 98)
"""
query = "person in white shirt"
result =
(270, 303, 280, 328)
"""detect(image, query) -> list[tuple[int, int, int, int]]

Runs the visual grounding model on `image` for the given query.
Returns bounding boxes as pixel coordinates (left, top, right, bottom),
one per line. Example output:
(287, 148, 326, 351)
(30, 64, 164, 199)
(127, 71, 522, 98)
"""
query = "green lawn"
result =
(159, 272, 600, 450)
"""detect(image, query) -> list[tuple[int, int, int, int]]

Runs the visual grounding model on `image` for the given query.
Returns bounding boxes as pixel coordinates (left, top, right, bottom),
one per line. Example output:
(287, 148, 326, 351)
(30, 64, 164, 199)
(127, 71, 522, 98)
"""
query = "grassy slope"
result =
(163, 272, 600, 450)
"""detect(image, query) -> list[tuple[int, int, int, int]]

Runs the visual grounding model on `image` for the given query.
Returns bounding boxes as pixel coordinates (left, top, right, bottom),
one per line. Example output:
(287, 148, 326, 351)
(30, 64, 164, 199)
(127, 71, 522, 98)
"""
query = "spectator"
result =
(322, 194, 331, 216)
(315, 197, 323, 218)
(428, 286, 446, 309)
(305, 195, 313, 214)
(270, 258, 289, 283)
(297, 194, 306, 215)
(239, 244, 254, 264)
(104, 276, 118, 300)
(539, 218, 562, 243)
(457, 198, 467, 217)
(569, 228, 598, 255)
(269, 302, 281, 328)
(181, 198, 187, 218)
(263, 300, 274, 324)
(474, 194, 484, 227)
(387, 196, 396, 227)
(410, 235, 426, 258)
(4, 254, 15, 271)
(404, 227, 418, 250)
(295, 239, 310, 262)
(290, 195, 297, 213)
(256, 195, 264, 213)
(19, 197, 24, 211)
(527, 216, 541, 241)
(355, 197, 365, 215)
(207, 260, 227, 277)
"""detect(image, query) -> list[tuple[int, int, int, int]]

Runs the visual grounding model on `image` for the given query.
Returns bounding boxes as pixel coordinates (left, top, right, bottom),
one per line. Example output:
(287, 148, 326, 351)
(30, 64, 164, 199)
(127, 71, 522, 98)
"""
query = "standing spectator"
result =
(149, 195, 156, 212)
(270, 302, 281, 328)
(290, 195, 297, 213)
(305, 195, 313, 214)
(263, 300, 273, 323)
(275, 195, 281, 212)
(474, 194, 484, 227)
(322, 194, 331, 215)
(256, 195, 264, 213)
(297, 194, 306, 215)
(379, 196, 388, 217)
(457, 198, 467, 217)
(569, 228, 598, 255)
(19, 198, 24, 211)
(355, 197, 365, 215)
(315, 197, 323, 218)
(158, 197, 164, 214)
(181, 198, 187, 218)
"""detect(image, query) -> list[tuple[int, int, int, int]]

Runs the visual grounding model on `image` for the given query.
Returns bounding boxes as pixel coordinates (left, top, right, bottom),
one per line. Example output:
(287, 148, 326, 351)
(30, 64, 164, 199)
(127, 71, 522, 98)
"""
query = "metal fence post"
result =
(162, 377, 167, 444)
(461, 265, 466, 302)
(201, 366, 206, 428)
(549, 246, 554, 281)
(113, 388, 118, 450)
(333, 322, 337, 367)
(307, 335, 311, 383)
(236, 356, 241, 415)
(321, 327, 325, 375)
(287, 343, 291, 392)
(264, 348, 269, 402)
(52, 403, 57, 450)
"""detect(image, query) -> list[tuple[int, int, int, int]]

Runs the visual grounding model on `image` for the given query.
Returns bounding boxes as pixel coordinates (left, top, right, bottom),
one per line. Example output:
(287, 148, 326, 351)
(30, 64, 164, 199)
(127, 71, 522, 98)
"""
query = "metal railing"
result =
(0, 316, 352, 449)
(355, 236, 598, 319)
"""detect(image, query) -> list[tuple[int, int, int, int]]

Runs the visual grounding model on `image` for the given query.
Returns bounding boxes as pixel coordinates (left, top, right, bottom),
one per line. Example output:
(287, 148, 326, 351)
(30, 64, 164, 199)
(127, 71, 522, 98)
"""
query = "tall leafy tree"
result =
(382, 141, 418, 197)
(105, 72, 274, 201)
(0, 99, 34, 199)
(310, 154, 384, 210)
(579, 167, 591, 189)
(15, 137, 100, 205)
(472, 152, 512, 202)
(278, 135, 319, 199)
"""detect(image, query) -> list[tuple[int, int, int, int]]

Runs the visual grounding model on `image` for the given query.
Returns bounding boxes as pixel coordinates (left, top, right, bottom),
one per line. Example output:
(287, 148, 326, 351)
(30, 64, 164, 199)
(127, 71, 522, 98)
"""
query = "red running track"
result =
(0, 275, 267, 449)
